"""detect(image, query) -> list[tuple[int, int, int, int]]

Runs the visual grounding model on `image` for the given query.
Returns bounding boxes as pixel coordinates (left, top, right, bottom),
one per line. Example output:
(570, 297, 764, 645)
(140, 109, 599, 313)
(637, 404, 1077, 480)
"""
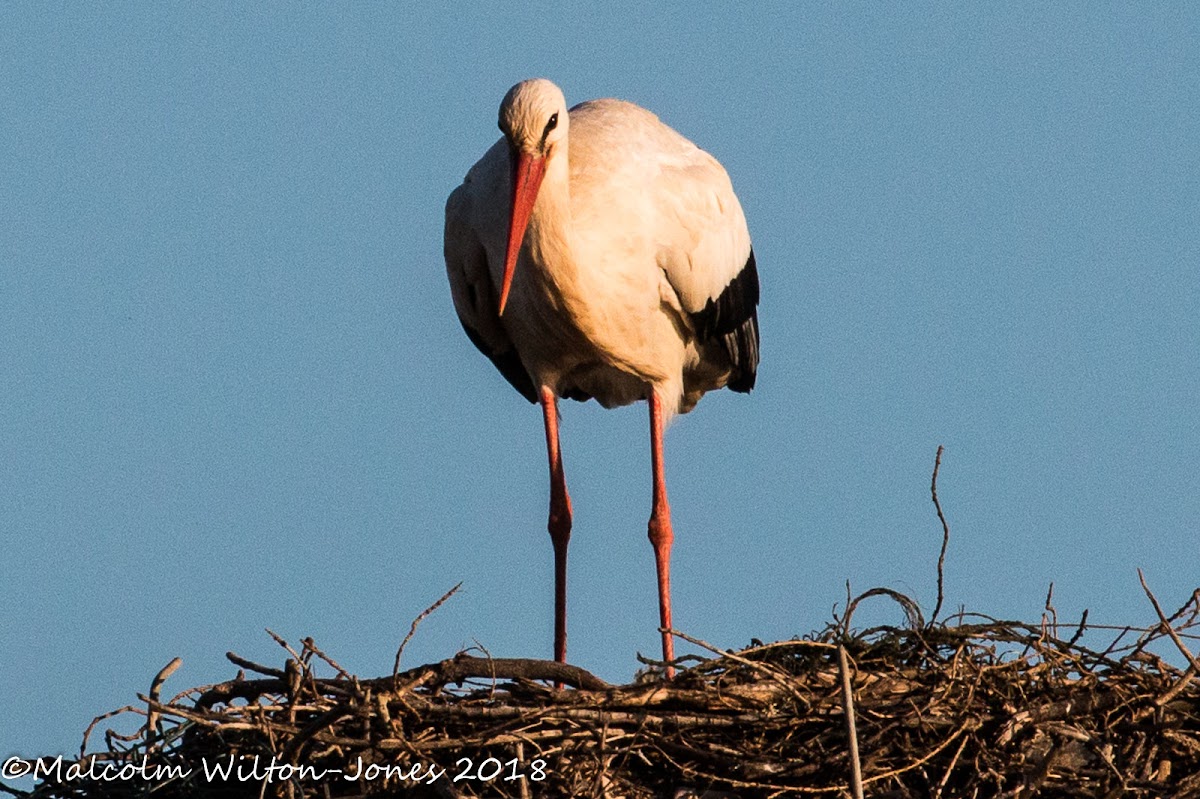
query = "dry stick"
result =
(863, 719, 974, 788)
(267, 628, 304, 662)
(1156, 664, 1198, 707)
(844, 586, 926, 631)
(383, 654, 610, 692)
(145, 657, 183, 751)
(280, 708, 356, 762)
(1167, 588, 1200, 626)
(840, 580, 853, 636)
(301, 636, 352, 680)
(267, 630, 325, 721)
(665, 627, 827, 705)
(421, 704, 759, 728)
(930, 445, 951, 623)
(467, 638, 499, 699)
(1139, 570, 1200, 673)
(669, 626, 835, 655)
(1138, 569, 1200, 676)
(1067, 608, 1090, 647)
(393, 582, 463, 687)
(1044, 582, 1059, 640)
(226, 651, 287, 678)
(654, 717, 974, 797)
(837, 645, 864, 799)
(138, 696, 244, 730)
(934, 734, 970, 799)
(516, 741, 531, 799)
(79, 706, 145, 759)
(923, 619, 1195, 639)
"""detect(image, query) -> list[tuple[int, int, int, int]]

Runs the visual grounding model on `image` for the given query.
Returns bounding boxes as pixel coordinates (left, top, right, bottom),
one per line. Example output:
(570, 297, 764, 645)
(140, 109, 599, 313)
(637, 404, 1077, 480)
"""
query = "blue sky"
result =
(3, 4, 1198, 764)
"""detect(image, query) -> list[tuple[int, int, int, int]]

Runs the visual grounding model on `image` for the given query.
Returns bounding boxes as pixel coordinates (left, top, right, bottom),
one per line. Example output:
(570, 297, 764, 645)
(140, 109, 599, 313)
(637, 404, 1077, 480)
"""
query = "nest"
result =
(8, 454, 1199, 798)
(9, 578, 1200, 799)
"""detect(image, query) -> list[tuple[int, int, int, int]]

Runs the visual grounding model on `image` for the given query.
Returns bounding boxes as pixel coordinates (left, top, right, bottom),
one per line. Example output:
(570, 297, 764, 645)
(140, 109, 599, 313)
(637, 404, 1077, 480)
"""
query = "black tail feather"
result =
(690, 249, 761, 392)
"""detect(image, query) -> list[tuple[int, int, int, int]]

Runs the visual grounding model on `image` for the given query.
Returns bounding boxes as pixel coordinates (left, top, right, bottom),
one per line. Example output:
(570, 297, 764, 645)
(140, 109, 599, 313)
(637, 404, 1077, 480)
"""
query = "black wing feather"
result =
(460, 322, 538, 403)
(689, 249, 761, 393)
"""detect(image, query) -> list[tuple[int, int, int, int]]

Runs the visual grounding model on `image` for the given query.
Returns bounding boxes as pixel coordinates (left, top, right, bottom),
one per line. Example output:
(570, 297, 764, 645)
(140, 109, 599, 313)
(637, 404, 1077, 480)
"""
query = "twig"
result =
(79, 705, 145, 758)
(1044, 582, 1058, 640)
(837, 645, 864, 799)
(301, 637, 351, 680)
(516, 741, 531, 799)
(862, 719, 974, 787)
(1067, 608, 1090, 647)
(145, 657, 182, 750)
(934, 733, 970, 799)
(226, 650, 287, 678)
(930, 444, 951, 623)
(266, 628, 305, 666)
(1139, 569, 1200, 675)
(1156, 663, 1197, 707)
(379, 654, 611, 693)
(280, 708, 356, 761)
(844, 587, 926, 631)
(393, 582, 463, 688)
(665, 627, 824, 706)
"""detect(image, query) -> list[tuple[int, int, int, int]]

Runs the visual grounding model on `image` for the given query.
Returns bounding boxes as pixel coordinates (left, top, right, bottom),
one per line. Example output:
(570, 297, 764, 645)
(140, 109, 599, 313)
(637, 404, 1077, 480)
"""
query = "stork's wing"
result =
(444, 180, 538, 403)
(653, 150, 761, 392)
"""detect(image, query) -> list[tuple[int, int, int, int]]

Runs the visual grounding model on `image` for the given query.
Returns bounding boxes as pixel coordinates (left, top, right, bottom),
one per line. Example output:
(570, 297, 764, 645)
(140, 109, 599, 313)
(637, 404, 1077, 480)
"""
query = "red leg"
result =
(647, 391, 676, 678)
(540, 386, 572, 666)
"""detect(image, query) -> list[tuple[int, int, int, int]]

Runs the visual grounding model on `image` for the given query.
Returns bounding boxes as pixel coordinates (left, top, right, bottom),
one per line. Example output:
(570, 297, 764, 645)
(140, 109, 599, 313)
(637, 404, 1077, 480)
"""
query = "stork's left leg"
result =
(539, 386, 572, 666)
(647, 391, 677, 678)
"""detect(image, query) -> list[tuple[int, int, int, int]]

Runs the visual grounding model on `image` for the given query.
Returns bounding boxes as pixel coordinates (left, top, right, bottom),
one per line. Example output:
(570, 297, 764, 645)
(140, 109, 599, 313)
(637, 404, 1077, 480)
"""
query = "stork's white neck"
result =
(523, 143, 581, 297)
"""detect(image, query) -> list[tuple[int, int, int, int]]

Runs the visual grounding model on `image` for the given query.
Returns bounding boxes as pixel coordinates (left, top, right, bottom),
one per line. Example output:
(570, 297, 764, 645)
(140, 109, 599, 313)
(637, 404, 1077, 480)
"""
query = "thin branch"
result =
(145, 657, 182, 750)
(930, 445, 951, 623)
(837, 645, 864, 799)
(225, 650, 286, 678)
(1139, 568, 1200, 675)
(1043, 582, 1058, 640)
(301, 636, 351, 680)
(393, 582, 463, 687)
(1067, 608, 1090, 647)
(266, 628, 305, 665)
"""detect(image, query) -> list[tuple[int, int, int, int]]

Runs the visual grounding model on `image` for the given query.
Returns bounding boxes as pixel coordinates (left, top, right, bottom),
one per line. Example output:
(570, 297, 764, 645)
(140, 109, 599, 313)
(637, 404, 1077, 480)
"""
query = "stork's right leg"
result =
(540, 386, 573, 665)
(647, 390, 677, 678)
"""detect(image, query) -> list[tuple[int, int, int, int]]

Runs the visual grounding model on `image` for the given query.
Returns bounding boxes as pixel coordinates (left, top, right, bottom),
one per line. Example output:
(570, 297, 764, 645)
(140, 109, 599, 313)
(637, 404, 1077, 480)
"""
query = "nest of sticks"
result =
(8, 452, 1200, 798)
(9, 575, 1200, 799)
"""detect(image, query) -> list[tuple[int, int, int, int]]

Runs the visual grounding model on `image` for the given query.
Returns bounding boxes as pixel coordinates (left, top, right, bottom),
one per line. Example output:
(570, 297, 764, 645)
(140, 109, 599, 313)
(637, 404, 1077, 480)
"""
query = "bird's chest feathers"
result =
(505, 170, 681, 388)
(514, 233, 675, 383)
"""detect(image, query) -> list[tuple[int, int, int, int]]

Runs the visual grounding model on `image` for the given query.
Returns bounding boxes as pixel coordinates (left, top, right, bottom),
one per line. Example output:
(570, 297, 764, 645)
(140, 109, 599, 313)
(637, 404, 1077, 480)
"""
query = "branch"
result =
(930, 445, 951, 623)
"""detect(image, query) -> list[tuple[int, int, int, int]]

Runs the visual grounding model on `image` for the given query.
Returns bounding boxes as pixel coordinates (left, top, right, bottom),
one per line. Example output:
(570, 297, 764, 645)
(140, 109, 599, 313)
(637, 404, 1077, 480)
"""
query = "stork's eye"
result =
(537, 113, 559, 149)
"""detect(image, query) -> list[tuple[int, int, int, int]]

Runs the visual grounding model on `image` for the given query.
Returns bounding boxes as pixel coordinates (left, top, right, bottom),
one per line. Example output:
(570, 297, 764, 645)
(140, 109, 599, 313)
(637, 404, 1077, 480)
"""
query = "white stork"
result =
(444, 78, 759, 677)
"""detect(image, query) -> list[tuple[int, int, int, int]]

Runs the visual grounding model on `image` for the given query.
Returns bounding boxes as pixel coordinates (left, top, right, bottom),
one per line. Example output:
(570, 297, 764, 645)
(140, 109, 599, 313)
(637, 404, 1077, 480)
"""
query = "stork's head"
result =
(496, 79, 569, 314)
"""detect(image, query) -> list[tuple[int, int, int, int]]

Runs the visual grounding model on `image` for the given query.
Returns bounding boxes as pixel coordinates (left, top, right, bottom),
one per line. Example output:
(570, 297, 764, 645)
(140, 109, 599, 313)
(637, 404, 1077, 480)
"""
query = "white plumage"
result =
(444, 78, 759, 677)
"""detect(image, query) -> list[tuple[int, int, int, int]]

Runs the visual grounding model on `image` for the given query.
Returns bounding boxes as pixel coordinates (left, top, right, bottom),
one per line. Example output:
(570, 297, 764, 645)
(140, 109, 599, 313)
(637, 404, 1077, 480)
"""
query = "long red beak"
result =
(499, 151, 546, 315)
